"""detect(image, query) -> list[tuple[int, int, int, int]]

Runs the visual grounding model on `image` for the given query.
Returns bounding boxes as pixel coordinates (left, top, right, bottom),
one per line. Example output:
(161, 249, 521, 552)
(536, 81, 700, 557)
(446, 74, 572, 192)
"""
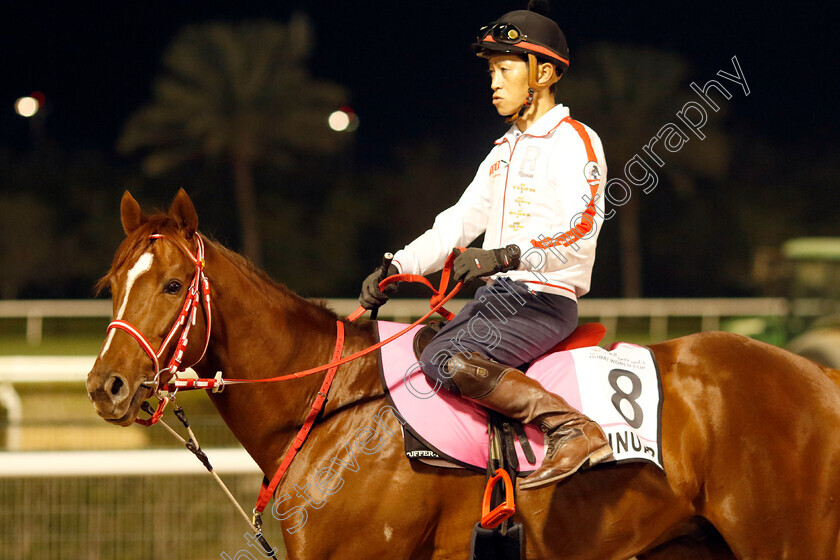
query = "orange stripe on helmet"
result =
(482, 36, 570, 67)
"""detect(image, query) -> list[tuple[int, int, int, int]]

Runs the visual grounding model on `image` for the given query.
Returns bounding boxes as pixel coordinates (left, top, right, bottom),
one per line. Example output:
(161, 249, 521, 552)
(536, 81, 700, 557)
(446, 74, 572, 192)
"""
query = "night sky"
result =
(1, 1, 832, 166)
(0, 0, 835, 302)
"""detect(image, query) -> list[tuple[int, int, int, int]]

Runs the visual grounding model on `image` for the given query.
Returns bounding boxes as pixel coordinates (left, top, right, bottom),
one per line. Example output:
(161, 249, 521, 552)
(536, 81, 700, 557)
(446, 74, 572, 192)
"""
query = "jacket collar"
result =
(495, 104, 571, 144)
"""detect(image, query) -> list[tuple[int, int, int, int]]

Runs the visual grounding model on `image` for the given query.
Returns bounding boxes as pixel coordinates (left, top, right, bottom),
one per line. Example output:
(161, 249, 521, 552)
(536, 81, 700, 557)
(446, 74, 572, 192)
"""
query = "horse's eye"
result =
(164, 280, 182, 295)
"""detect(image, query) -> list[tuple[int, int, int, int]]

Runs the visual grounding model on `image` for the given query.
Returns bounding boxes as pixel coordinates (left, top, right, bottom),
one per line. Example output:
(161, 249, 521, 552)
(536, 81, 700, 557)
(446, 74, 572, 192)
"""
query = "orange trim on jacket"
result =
(530, 117, 601, 250)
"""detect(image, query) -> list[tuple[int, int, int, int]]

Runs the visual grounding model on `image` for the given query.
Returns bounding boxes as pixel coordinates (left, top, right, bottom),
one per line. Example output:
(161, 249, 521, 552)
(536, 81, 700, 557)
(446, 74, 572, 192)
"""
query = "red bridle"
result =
(106, 233, 212, 425)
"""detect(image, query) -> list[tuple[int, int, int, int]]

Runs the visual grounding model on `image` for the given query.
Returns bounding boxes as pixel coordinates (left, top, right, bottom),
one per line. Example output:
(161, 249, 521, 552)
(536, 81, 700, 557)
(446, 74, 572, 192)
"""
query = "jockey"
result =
(359, 0, 611, 489)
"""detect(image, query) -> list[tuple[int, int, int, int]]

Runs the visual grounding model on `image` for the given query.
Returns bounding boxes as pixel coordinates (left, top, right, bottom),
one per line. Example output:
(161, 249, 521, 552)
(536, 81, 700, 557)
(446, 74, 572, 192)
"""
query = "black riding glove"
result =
(452, 245, 521, 284)
(359, 264, 399, 310)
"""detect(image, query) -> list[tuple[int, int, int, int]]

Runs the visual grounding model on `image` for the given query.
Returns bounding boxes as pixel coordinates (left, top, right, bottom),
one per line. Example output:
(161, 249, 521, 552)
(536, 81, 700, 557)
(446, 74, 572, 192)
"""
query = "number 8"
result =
(608, 369, 643, 429)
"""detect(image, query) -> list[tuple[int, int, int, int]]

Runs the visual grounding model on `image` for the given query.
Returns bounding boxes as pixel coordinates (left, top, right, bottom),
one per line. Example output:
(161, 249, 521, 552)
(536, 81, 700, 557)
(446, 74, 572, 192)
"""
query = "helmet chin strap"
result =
(505, 87, 535, 124)
(504, 54, 559, 124)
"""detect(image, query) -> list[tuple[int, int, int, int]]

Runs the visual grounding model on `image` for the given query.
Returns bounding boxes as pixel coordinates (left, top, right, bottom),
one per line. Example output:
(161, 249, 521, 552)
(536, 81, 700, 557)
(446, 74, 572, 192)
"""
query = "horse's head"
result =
(87, 189, 208, 426)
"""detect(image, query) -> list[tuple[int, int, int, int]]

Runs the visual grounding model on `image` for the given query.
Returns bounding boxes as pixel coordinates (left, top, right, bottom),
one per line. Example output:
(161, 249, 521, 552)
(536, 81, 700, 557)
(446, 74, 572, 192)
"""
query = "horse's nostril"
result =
(109, 375, 125, 396)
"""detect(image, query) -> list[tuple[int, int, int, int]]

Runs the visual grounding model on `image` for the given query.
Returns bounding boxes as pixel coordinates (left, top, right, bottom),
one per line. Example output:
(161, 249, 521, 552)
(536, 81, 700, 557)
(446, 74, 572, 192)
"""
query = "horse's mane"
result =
(95, 213, 339, 322)
(210, 239, 339, 320)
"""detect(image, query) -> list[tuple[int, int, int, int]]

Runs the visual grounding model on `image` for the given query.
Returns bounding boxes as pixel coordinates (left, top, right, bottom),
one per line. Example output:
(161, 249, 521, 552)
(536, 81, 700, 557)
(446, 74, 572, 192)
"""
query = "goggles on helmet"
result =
(477, 23, 527, 45)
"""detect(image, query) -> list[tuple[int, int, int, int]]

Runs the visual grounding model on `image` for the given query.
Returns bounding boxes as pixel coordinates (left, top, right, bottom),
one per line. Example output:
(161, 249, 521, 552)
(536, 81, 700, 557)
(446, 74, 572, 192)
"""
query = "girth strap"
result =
(254, 320, 346, 514)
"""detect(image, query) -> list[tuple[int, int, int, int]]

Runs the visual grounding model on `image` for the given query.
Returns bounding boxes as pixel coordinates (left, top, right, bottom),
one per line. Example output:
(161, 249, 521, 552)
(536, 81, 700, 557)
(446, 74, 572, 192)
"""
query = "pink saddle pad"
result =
(377, 321, 587, 472)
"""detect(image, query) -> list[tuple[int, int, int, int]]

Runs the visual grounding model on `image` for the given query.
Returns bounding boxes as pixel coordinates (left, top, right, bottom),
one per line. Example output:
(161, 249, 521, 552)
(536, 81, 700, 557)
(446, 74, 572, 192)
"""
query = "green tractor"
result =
(779, 237, 840, 367)
(726, 237, 840, 366)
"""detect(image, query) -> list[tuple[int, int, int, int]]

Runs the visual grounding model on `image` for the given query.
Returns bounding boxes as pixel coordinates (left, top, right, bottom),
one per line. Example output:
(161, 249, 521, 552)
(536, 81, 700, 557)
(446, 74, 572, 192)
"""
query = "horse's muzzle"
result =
(86, 370, 151, 426)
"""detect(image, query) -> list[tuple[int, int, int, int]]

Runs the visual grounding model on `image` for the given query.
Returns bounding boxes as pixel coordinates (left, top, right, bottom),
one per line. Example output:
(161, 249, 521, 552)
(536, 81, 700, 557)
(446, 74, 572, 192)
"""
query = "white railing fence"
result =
(0, 297, 816, 347)
(0, 300, 111, 346)
(0, 450, 287, 560)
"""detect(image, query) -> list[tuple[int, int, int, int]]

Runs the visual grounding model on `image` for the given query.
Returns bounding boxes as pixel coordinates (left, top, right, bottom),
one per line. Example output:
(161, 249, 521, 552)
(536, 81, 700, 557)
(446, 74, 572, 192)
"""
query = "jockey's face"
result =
(488, 54, 530, 117)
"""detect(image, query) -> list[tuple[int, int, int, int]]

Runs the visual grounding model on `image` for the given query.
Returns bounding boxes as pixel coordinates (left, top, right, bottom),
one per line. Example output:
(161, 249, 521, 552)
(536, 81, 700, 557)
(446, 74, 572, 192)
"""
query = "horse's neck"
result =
(194, 240, 382, 475)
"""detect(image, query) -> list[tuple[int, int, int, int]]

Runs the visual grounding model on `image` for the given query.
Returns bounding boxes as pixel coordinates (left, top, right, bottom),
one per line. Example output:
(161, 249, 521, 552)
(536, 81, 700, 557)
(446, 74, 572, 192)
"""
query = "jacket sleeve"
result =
(523, 123, 607, 277)
(392, 153, 495, 276)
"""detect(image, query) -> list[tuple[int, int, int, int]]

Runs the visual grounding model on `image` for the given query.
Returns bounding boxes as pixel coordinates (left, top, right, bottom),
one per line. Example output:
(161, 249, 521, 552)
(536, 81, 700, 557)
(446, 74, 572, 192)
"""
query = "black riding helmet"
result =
(472, 1, 569, 73)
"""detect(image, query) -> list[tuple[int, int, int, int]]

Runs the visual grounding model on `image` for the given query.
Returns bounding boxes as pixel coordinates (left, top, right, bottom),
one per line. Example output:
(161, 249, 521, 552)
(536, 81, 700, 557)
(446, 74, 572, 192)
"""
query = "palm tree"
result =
(560, 44, 729, 297)
(118, 15, 347, 266)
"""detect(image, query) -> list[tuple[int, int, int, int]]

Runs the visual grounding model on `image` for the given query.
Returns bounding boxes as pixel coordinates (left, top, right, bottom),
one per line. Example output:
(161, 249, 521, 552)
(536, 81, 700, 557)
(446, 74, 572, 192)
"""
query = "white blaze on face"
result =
(99, 251, 155, 358)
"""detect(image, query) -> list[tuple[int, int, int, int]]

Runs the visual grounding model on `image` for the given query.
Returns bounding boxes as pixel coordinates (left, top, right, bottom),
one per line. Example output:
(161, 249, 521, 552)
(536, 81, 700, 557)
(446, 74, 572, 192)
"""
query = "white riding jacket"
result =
(392, 104, 607, 301)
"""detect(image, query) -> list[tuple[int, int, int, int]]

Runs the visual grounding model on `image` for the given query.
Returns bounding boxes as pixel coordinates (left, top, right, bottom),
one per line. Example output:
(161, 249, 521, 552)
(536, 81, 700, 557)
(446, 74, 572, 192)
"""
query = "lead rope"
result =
(143, 401, 279, 559)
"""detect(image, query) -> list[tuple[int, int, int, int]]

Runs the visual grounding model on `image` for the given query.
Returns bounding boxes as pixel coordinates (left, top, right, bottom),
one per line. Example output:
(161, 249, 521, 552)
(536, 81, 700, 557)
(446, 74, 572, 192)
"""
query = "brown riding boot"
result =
(446, 352, 613, 490)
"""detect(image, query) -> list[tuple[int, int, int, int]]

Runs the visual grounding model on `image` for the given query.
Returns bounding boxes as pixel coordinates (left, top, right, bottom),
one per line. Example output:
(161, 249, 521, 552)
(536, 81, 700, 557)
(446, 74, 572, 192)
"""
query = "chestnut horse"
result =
(88, 190, 840, 560)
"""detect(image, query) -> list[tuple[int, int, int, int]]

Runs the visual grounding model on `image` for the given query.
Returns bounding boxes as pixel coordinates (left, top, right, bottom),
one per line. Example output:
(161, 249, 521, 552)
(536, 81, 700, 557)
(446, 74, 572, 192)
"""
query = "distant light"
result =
(328, 107, 359, 132)
(328, 110, 351, 131)
(15, 96, 39, 118)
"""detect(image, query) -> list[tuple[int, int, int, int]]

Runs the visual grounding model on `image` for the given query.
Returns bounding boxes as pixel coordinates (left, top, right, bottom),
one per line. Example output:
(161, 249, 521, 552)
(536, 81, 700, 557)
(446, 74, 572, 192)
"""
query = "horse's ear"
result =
(168, 188, 198, 239)
(120, 191, 146, 235)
